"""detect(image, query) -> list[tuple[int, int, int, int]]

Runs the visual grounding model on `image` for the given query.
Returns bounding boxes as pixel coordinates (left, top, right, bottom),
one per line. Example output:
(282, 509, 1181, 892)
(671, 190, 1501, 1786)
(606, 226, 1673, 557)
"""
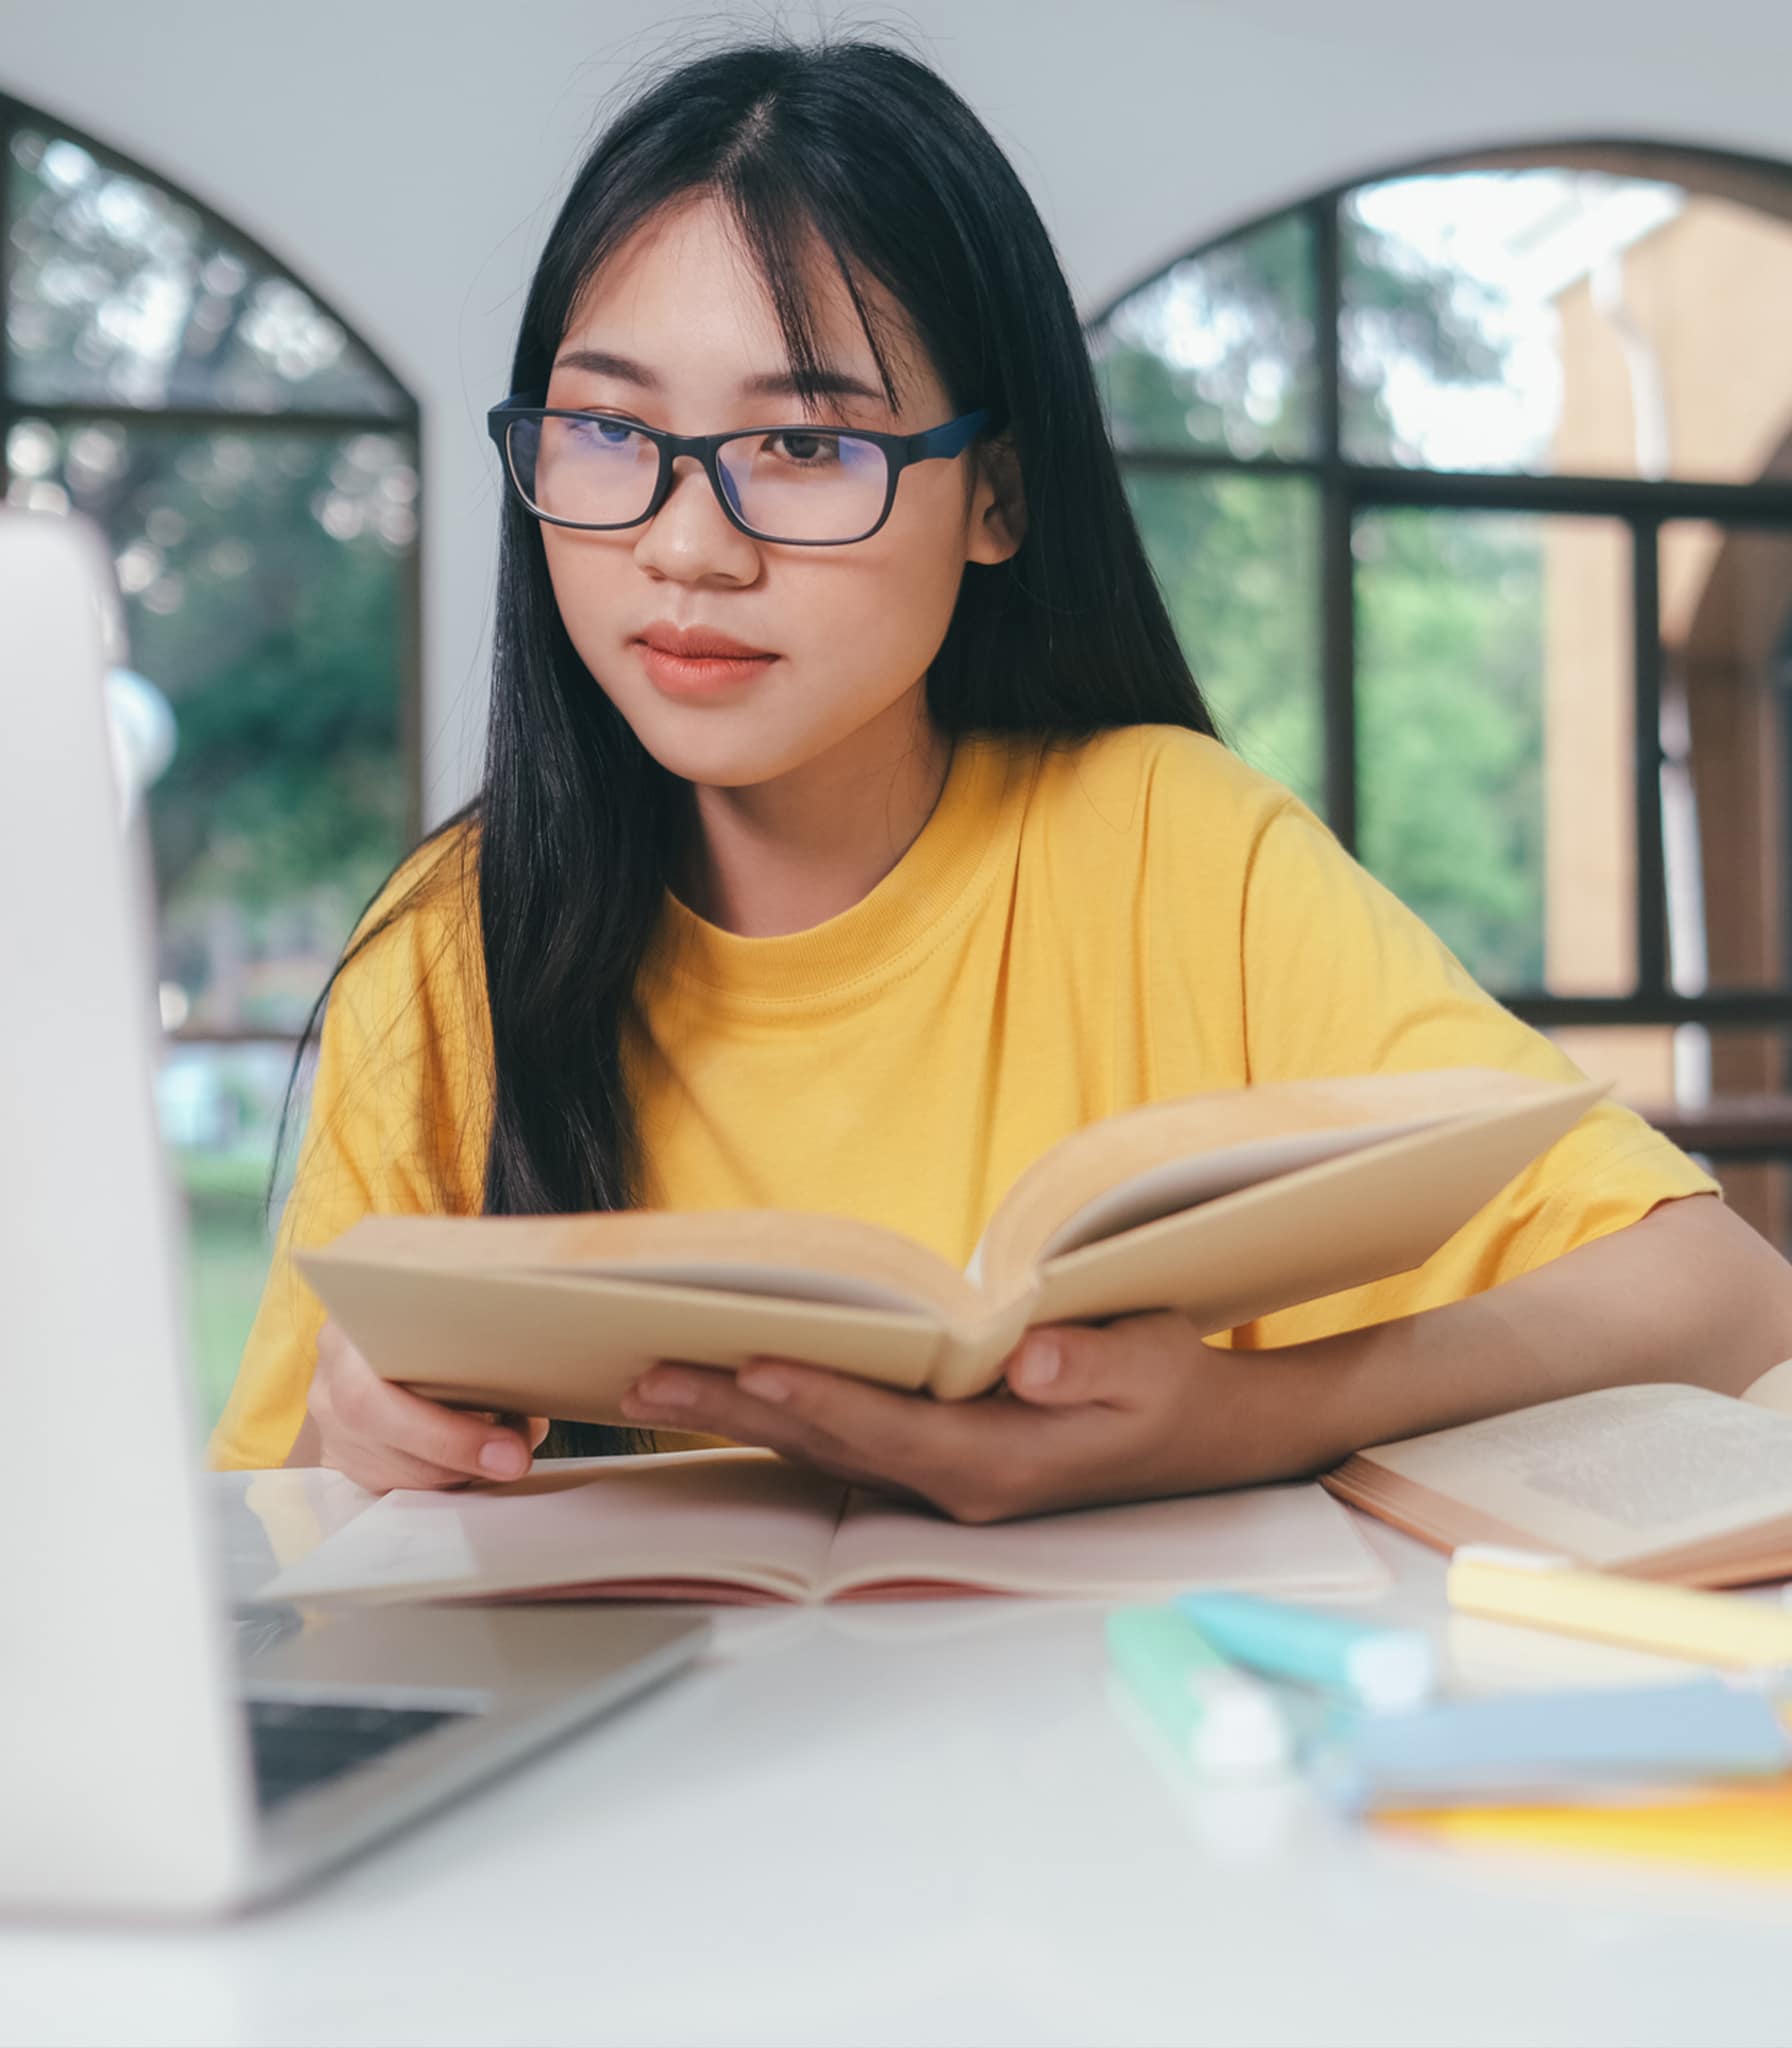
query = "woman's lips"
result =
(634, 639, 778, 697)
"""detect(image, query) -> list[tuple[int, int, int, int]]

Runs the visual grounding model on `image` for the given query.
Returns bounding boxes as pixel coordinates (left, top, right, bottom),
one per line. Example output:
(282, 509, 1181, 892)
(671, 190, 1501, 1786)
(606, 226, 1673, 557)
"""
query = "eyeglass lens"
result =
(506, 415, 892, 542)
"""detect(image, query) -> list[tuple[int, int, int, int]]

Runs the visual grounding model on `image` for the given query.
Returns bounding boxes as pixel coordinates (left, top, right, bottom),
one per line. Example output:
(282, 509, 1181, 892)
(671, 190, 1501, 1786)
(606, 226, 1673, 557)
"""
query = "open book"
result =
(298, 1066, 1602, 1428)
(1322, 1361, 1792, 1586)
(257, 1449, 1389, 1607)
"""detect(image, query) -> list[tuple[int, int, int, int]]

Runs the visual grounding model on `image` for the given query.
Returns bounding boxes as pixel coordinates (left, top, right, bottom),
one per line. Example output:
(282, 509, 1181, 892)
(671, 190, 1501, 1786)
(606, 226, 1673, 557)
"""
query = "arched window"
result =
(1090, 141, 1792, 1250)
(2, 98, 420, 1420)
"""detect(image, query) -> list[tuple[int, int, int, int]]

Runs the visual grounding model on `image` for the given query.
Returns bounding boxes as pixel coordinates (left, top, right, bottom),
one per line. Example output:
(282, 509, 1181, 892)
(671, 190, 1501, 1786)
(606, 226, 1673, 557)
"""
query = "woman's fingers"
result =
(328, 1442, 486, 1494)
(621, 1362, 848, 1468)
(495, 1410, 553, 1451)
(1003, 1323, 1119, 1404)
(621, 1359, 1043, 1522)
(310, 1319, 540, 1490)
(373, 1379, 537, 1478)
(1002, 1315, 1184, 1406)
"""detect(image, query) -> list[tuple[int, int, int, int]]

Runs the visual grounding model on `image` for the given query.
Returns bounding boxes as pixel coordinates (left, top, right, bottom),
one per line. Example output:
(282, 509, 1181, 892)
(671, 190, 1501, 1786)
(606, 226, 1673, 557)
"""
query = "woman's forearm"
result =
(1269, 1194, 1792, 1473)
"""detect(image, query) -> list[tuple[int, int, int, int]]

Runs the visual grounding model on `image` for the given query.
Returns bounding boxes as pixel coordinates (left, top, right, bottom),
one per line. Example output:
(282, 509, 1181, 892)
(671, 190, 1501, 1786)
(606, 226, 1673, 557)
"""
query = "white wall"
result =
(4, 0, 1792, 818)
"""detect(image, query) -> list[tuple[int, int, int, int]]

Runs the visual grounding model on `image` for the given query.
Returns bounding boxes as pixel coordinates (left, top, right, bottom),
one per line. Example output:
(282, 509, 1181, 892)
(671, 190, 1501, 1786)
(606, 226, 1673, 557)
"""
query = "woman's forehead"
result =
(558, 193, 933, 416)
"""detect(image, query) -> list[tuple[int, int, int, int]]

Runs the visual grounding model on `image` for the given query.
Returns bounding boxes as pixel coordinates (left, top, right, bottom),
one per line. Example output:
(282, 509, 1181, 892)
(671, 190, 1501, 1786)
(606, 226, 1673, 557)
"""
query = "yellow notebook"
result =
(1384, 1780, 1792, 1880)
(1446, 1551, 1792, 1666)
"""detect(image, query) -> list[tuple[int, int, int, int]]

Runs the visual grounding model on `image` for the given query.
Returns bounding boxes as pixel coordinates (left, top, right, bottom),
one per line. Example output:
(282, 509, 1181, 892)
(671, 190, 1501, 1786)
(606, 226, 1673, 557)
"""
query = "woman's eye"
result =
(566, 415, 638, 447)
(768, 430, 839, 466)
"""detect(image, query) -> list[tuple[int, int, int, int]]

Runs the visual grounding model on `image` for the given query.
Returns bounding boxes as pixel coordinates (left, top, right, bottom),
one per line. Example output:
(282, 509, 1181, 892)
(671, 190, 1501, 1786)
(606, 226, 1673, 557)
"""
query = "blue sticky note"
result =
(1318, 1679, 1791, 1813)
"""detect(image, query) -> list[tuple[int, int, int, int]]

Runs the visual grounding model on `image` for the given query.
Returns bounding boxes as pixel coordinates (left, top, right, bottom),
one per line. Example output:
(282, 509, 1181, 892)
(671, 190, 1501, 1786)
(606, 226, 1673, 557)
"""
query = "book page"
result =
(548, 1259, 931, 1315)
(259, 1449, 847, 1605)
(1356, 1385, 1792, 1567)
(303, 1258, 953, 1431)
(313, 1209, 976, 1321)
(996, 1083, 1605, 1346)
(1026, 1116, 1434, 1263)
(818, 1480, 1389, 1601)
(969, 1068, 1599, 1296)
(1742, 1357, 1792, 1414)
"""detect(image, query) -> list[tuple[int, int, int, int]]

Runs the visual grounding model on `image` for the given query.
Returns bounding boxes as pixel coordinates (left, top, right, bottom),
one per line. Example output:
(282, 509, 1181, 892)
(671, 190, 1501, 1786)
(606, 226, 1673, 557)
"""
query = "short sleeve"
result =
(206, 839, 489, 1470)
(1224, 796, 1720, 1349)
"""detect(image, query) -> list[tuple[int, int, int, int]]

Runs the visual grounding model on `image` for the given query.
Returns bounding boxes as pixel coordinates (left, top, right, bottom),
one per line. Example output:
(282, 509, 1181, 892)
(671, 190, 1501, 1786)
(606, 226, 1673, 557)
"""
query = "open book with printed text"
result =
(1323, 1361, 1792, 1586)
(299, 1066, 1603, 1428)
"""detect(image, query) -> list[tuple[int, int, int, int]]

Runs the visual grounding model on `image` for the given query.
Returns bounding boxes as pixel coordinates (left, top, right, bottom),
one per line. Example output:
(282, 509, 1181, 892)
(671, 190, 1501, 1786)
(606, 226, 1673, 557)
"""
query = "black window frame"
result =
(1088, 138, 1792, 1036)
(0, 90, 424, 1050)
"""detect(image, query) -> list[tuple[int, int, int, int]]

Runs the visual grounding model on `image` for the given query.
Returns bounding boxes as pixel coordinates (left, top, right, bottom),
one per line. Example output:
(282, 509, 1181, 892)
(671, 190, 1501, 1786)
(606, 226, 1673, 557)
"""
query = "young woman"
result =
(210, 38, 1792, 1513)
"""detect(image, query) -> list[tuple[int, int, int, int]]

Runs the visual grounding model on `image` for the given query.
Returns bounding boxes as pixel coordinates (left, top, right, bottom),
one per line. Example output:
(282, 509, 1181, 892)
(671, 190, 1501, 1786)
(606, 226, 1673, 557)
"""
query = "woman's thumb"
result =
(1003, 1324, 1114, 1405)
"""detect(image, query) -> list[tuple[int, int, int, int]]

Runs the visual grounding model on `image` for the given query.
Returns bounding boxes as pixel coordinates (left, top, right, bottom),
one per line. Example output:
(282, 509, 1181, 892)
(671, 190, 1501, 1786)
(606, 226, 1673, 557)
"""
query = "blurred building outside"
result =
(1541, 180, 1792, 1242)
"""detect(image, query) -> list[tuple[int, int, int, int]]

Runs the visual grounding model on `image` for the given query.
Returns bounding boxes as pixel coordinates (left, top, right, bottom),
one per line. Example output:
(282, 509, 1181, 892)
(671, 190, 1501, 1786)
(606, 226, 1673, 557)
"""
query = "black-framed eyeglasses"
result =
(486, 394, 990, 546)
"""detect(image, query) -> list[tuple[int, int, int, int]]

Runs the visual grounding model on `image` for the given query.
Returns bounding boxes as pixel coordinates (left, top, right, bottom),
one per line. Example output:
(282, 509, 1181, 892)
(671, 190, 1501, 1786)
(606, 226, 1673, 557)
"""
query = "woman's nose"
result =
(632, 455, 761, 583)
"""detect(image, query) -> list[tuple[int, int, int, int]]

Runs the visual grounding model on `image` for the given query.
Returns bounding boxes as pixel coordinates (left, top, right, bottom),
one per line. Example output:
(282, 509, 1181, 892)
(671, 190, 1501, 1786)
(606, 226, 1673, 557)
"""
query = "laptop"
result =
(0, 508, 709, 1917)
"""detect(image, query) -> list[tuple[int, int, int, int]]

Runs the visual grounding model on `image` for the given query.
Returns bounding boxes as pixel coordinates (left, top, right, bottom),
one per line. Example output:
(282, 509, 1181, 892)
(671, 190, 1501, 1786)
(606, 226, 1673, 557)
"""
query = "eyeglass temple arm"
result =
(902, 409, 990, 462)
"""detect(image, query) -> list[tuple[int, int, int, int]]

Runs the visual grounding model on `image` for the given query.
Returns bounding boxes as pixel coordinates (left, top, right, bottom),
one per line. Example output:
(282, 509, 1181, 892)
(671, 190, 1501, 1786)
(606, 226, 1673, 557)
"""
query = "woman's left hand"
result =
(618, 1313, 1321, 1522)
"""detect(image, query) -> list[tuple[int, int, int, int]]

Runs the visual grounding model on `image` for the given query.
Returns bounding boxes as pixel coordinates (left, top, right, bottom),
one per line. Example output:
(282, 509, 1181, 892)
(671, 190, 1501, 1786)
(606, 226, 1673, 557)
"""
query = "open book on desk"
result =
(299, 1066, 1602, 1431)
(259, 1449, 1390, 1608)
(1323, 1361, 1792, 1586)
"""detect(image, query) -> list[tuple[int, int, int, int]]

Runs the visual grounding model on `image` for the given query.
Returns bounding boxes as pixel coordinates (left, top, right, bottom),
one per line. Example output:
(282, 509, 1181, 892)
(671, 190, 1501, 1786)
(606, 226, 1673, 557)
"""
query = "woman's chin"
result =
(595, 664, 917, 794)
(619, 705, 818, 791)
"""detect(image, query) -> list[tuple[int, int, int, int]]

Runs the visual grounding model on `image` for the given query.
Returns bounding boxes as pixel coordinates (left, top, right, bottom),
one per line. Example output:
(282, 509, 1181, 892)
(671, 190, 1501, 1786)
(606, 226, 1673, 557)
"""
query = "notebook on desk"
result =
(259, 1448, 1392, 1608)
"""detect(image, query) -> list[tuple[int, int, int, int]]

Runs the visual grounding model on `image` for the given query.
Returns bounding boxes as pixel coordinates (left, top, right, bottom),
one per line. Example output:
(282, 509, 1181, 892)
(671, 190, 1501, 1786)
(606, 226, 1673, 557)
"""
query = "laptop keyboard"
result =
(246, 1698, 471, 1812)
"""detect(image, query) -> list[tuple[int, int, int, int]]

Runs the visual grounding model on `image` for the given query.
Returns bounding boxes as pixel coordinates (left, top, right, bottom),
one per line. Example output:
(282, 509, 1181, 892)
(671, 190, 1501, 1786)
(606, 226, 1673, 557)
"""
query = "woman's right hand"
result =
(304, 1317, 549, 1493)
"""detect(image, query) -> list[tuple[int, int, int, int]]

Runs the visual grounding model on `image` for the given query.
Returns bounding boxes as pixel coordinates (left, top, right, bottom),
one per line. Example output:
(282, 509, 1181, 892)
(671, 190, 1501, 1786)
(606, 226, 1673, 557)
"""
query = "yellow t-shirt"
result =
(208, 723, 1718, 1470)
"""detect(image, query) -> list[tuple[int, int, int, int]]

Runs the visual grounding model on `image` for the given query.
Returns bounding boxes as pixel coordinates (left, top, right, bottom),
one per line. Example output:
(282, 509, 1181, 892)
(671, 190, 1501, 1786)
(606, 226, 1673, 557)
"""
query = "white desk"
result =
(2, 1475, 1790, 2048)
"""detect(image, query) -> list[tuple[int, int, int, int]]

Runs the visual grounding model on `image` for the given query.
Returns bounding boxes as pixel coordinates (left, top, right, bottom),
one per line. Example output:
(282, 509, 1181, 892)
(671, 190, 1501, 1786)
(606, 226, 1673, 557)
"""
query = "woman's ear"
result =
(966, 432, 1026, 565)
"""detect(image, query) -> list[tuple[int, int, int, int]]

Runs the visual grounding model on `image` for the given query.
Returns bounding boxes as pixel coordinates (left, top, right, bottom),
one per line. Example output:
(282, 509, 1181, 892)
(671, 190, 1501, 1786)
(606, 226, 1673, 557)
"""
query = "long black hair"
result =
(278, 32, 1219, 1451)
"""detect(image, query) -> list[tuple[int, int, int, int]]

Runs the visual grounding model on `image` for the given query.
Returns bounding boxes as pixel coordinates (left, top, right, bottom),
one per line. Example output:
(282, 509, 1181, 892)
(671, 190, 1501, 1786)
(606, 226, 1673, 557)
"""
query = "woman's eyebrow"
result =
(551, 346, 887, 407)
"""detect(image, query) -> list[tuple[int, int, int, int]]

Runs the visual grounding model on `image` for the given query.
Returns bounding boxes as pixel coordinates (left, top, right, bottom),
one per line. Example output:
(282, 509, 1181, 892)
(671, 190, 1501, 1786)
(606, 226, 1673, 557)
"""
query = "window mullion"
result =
(1633, 516, 1669, 997)
(1313, 195, 1342, 463)
(1321, 474, 1357, 853)
(1314, 194, 1357, 849)
(0, 101, 13, 480)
